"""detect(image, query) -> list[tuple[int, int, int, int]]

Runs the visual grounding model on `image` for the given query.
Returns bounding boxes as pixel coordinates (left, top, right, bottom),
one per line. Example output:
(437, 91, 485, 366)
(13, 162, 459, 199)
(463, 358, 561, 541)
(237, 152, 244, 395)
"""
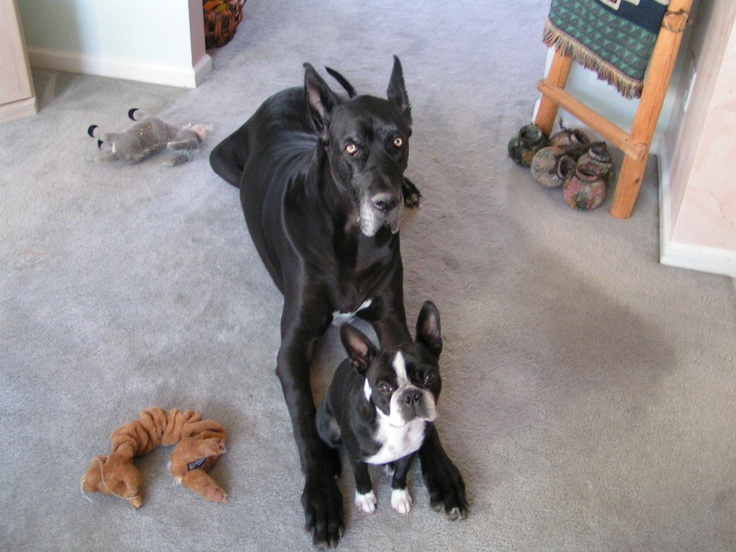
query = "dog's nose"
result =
(372, 192, 399, 213)
(404, 390, 421, 406)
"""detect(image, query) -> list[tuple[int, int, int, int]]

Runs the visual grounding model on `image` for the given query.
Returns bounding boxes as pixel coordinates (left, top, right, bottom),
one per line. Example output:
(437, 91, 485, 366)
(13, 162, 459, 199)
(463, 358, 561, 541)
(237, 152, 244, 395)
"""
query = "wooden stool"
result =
(534, 0, 692, 219)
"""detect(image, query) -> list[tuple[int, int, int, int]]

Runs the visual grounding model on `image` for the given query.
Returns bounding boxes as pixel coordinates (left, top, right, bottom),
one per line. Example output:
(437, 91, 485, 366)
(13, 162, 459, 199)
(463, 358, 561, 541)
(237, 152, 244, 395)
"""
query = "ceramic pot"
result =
(563, 162, 607, 210)
(578, 144, 615, 185)
(549, 127, 590, 148)
(508, 124, 549, 167)
(531, 147, 575, 188)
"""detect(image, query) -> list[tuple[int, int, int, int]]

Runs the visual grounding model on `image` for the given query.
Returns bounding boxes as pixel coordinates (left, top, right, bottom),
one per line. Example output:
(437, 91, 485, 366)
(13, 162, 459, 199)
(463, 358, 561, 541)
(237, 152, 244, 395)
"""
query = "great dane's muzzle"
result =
(359, 189, 404, 237)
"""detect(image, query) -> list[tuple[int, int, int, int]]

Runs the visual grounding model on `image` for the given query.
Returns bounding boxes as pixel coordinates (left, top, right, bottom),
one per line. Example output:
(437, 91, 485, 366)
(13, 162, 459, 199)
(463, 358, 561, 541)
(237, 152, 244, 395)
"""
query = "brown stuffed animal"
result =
(81, 407, 227, 509)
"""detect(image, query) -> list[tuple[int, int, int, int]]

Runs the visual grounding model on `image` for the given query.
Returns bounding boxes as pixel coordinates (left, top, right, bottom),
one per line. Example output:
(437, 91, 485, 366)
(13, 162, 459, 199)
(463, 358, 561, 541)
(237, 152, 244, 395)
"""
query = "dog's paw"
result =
(421, 445, 468, 520)
(402, 177, 422, 209)
(403, 194, 421, 209)
(355, 490, 377, 514)
(390, 489, 413, 515)
(302, 470, 345, 548)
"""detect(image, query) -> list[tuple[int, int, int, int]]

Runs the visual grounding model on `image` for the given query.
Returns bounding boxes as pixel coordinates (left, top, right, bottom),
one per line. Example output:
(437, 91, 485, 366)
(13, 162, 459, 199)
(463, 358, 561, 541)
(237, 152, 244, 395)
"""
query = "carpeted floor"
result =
(2, 1, 735, 550)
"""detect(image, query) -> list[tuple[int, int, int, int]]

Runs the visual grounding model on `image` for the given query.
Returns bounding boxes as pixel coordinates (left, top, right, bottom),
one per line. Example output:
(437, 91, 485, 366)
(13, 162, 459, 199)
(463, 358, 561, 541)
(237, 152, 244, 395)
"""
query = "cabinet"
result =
(0, 0, 37, 124)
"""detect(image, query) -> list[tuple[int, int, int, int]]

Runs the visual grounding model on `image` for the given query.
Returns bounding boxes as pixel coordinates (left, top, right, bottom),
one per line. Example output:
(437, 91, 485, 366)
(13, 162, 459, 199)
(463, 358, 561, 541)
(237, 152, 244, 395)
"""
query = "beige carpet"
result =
(2, 1, 735, 550)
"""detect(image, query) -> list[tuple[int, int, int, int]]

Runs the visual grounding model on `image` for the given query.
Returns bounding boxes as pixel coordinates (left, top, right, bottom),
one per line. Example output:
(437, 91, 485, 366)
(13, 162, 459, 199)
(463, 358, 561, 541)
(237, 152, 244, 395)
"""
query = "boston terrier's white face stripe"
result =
(388, 352, 416, 428)
(364, 352, 410, 404)
(392, 352, 409, 387)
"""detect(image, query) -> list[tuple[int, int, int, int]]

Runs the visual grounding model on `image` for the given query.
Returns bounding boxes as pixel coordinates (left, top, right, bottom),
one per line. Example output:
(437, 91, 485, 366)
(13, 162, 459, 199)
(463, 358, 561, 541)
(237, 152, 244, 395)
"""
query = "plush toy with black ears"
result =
(87, 109, 211, 165)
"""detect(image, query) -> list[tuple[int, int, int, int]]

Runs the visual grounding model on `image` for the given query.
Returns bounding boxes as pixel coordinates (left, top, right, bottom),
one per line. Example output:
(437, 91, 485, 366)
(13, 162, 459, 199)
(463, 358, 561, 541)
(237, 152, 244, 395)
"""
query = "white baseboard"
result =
(658, 152, 736, 278)
(28, 47, 212, 89)
(660, 240, 736, 277)
(0, 95, 38, 124)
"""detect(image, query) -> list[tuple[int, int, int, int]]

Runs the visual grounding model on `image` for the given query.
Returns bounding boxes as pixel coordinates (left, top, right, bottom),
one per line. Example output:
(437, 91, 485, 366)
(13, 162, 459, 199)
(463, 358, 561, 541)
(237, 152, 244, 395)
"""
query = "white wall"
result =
(659, 0, 736, 277)
(18, 0, 211, 88)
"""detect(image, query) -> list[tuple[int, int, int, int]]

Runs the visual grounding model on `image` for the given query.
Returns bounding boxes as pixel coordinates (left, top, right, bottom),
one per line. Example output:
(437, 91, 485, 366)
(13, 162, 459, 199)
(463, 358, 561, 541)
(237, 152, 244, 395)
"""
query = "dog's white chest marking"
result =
(365, 410, 426, 465)
(332, 298, 373, 326)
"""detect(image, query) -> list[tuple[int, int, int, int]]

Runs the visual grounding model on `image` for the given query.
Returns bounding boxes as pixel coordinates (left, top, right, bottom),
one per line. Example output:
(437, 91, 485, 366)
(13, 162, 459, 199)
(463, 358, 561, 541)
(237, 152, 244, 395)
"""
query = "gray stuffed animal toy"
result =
(87, 109, 210, 165)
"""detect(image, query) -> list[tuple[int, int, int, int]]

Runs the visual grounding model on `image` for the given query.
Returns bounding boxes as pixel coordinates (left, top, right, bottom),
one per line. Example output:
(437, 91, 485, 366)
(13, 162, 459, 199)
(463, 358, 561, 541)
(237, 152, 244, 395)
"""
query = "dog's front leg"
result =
(389, 453, 416, 515)
(418, 423, 468, 520)
(364, 282, 412, 349)
(351, 460, 376, 514)
(276, 307, 344, 547)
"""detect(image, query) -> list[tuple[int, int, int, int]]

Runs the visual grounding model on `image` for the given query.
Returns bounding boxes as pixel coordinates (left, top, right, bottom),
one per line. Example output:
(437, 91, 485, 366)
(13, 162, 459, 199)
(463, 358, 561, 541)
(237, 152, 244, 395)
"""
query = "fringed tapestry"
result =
(543, 0, 670, 98)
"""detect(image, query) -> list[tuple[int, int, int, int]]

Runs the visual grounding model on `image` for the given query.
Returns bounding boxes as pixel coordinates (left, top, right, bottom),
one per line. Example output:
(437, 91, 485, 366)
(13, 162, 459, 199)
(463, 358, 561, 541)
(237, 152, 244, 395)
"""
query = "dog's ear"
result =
(387, 55, 412, 127)
(340, 323, 378, 375)
(416, 301, 442, 357)
(304, 63, 340, 143)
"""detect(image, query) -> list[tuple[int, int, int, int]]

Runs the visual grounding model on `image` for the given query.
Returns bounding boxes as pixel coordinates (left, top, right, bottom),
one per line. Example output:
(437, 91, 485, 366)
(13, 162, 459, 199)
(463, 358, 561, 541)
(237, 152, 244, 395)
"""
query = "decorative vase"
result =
(578, 144, 615, 185)
(530, 147, 575, 188)
(562, 162, 607, 210)
(549, 127, 590, 148)
(203, 0, 246, 49)
(508, 124, 549, 168)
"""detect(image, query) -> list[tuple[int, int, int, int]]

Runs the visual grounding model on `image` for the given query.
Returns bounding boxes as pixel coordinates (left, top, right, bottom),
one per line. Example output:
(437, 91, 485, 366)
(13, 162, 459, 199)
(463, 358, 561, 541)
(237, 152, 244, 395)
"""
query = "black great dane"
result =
(209, 57, 467, 546)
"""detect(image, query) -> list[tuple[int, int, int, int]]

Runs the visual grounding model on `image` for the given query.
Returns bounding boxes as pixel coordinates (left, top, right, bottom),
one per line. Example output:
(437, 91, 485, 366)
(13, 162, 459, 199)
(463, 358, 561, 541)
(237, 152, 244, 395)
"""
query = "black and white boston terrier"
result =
(316, 301, 443, 516)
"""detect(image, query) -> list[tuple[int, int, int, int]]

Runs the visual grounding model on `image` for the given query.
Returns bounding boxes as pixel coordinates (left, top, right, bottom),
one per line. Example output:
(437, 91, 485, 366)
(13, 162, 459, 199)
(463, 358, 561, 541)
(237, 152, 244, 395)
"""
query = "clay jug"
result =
(578, 144, 615, 185)
(531, 147, 575, 188)
(508, 124, 549, 167)
(563, 162, 607, 210)
(549, 127, 590, 148)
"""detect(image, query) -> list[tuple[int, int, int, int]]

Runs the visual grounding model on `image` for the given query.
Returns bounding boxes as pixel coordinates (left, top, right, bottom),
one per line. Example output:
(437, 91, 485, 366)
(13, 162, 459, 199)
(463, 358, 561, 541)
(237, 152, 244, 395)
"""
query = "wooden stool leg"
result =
(612, 154, 648, 215)
(609, 0, 693, 218)
(535, 51, 573, 137)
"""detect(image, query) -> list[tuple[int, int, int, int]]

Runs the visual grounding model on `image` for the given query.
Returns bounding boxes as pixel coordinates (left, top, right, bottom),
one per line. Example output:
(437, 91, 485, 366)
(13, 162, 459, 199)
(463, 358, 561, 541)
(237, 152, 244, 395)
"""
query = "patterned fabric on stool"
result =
(543, 0, 670, 98)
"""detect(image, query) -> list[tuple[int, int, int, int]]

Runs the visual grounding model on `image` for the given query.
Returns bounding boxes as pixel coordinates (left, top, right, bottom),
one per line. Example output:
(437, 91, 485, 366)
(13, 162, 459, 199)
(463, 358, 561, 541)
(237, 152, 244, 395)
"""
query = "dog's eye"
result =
(379, 382, 393, 394)
(345, 143, 359, 156)
(424, 372, 436, 386)
(393, 137, 404, 149)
